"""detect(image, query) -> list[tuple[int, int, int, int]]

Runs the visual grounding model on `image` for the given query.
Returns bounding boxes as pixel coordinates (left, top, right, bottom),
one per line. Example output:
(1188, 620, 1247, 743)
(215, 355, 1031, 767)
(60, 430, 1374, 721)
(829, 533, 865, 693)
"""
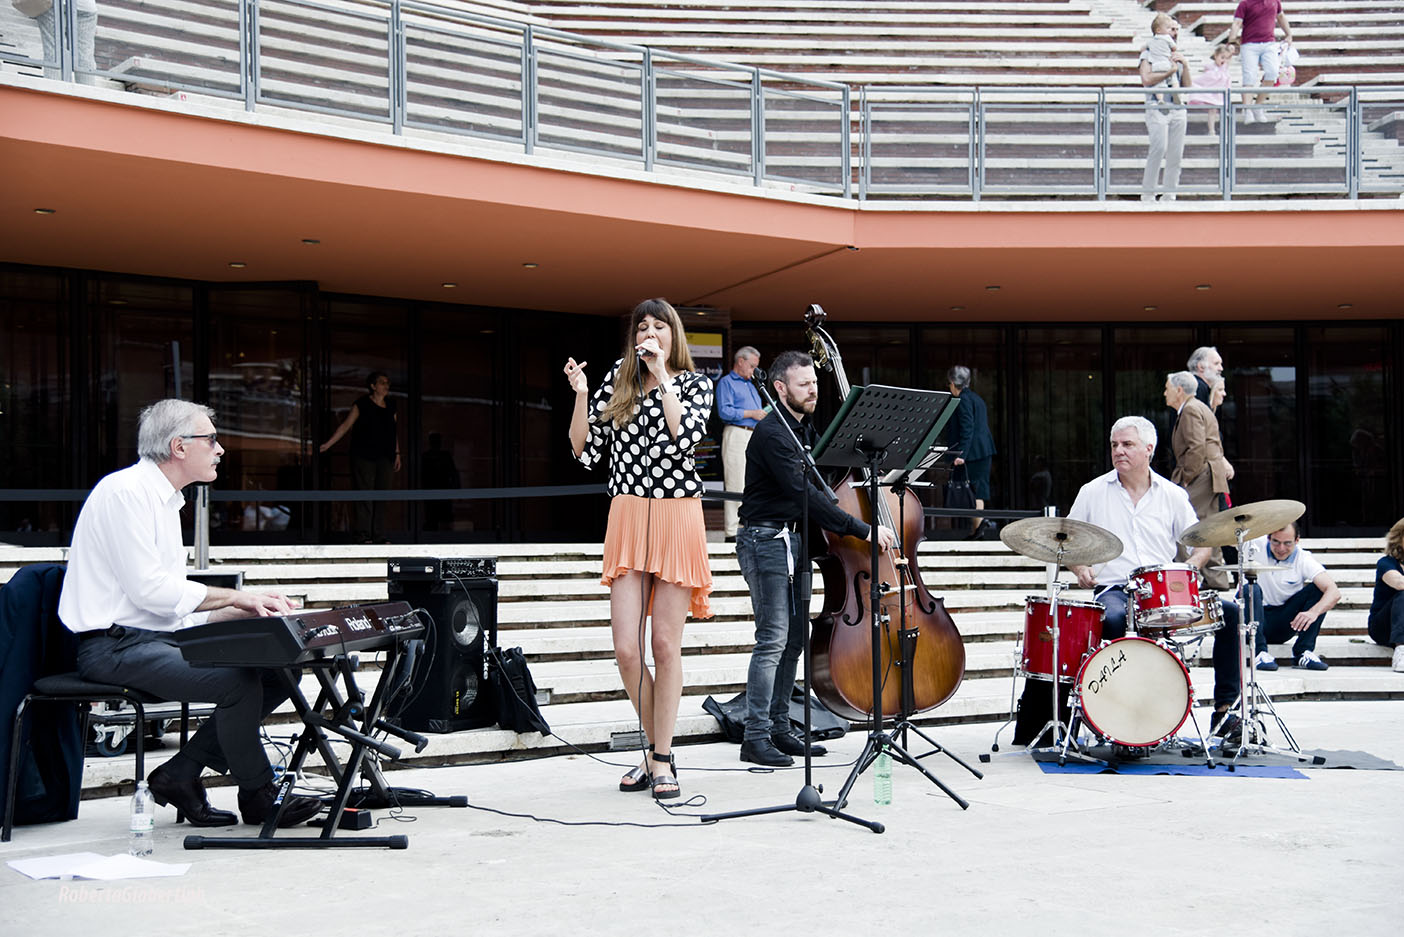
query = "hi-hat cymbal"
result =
(999, 516, 1124, 567)
(1180, 499, 1306, 548)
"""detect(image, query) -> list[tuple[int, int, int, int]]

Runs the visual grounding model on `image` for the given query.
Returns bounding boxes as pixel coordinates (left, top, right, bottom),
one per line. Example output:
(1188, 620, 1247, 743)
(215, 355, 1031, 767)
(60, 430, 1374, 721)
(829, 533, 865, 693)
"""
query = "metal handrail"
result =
(4, 1, 1401, 200)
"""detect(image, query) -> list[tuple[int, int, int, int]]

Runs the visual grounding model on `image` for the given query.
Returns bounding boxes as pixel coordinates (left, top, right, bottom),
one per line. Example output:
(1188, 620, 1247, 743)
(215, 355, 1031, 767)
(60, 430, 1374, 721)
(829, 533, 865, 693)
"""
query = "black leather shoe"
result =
(147, 763, 237, 827)
(771, 729, 827, 757)
(238, 782, 323, 827)
(740, 739, 794, 767)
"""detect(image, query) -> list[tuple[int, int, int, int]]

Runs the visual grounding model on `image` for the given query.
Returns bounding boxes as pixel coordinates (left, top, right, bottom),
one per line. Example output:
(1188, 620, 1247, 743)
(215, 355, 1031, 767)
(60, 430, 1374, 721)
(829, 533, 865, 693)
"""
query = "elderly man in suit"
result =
(1165, 370, 1234, 590)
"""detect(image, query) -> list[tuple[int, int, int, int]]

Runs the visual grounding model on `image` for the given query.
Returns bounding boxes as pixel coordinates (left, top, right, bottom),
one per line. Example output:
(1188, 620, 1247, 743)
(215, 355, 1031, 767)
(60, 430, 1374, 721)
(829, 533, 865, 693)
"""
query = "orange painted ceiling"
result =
(3, 84, 1402, 323)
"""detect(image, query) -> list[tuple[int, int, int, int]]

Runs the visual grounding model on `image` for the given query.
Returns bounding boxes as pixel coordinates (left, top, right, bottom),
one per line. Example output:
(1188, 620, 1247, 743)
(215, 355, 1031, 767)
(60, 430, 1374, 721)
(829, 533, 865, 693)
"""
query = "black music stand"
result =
(700, 367, 882, 834)
(184, 628, 428, 850)
(813, 384, 979, 815)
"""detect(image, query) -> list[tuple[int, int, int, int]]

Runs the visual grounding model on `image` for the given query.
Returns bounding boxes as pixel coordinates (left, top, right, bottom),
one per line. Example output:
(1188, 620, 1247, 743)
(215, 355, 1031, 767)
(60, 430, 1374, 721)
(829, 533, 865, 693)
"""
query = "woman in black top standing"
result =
(321, 371, 401, 542)
(563, 299, 714, 800)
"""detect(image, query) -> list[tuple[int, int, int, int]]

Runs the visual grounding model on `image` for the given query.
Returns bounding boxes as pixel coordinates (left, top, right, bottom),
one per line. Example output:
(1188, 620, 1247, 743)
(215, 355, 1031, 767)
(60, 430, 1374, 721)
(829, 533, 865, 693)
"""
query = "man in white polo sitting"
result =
(1246, 521, 1339, 671)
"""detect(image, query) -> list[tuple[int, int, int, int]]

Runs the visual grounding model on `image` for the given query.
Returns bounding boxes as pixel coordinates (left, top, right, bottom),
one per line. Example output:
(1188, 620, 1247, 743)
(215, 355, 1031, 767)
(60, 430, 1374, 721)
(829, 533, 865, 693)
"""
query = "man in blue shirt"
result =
(716, 346, 766, 541)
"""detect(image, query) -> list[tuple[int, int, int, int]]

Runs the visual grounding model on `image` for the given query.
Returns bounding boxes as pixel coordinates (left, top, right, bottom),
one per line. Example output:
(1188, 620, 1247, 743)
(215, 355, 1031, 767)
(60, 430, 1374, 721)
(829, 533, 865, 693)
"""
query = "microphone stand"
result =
(701, 368, 883, 833)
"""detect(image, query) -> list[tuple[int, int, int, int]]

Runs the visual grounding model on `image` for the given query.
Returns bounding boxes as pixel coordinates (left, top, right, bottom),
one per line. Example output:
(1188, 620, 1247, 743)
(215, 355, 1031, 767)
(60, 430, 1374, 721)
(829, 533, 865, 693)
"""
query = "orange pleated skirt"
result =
(601, 495, 713, 620)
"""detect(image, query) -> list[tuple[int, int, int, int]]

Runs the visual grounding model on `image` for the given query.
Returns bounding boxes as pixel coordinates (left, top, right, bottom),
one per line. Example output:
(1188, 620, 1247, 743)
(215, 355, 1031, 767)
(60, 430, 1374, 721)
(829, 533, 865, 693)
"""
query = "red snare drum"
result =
(1128, 563, 1203, 628)
(1020, 596, 1104, 683)
(1075, 637, 1193, 747)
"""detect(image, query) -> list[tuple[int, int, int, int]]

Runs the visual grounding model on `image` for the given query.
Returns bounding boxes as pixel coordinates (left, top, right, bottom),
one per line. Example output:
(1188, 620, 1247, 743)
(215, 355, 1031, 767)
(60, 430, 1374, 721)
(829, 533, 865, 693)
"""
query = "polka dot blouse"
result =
(577, 359, 715, 499)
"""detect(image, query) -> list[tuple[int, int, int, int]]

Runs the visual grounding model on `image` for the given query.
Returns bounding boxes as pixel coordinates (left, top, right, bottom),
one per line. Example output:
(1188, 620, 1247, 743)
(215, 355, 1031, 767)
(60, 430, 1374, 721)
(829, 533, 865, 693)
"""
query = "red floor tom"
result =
(1020, 596, 1105, 684)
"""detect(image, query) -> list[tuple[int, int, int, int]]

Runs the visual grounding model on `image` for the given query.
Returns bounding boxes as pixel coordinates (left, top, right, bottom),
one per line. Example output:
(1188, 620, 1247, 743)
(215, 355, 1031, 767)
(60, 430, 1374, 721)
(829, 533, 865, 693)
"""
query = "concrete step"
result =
(75, 662, 1404, 794)
(254, 631, 1391, 720)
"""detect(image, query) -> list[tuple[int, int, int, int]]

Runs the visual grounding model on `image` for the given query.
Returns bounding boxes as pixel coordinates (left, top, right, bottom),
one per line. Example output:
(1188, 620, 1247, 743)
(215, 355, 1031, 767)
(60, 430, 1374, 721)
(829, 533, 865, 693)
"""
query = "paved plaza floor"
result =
(3, 699, 1400, 937)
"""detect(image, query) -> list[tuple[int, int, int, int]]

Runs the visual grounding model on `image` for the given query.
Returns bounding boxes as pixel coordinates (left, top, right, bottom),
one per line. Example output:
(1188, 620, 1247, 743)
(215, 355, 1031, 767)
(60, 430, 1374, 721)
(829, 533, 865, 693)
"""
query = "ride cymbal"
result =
(1180, 499, 1306, 548)
(999, 516, 1124, 567)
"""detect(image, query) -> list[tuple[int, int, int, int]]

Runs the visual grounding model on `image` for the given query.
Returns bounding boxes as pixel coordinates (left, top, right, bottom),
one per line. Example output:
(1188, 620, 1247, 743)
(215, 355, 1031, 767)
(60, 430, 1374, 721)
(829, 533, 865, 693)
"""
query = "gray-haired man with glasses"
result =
(59, 399, 323, 829)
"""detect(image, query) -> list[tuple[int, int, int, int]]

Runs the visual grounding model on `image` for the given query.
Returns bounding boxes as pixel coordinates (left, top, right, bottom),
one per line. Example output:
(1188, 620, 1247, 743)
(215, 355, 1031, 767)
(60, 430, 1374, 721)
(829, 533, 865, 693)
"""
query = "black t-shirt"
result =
(1371, 556, 1403, 621)
(739, 403, 869, 541)
(350, 395, 397, 460)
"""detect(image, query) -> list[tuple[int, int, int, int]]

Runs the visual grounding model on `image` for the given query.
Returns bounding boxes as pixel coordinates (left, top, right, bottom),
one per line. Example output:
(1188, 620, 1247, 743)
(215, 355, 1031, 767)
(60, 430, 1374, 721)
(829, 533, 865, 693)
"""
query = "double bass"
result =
(804, 308, 966, 721)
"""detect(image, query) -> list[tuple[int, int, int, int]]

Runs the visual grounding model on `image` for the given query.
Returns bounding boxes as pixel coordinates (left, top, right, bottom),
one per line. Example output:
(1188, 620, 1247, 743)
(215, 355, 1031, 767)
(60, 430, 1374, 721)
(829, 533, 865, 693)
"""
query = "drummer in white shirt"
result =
(1066, 416, 1243, 732)
(1243, 522, 1339, 671)
(1013, 416, 1244, 745)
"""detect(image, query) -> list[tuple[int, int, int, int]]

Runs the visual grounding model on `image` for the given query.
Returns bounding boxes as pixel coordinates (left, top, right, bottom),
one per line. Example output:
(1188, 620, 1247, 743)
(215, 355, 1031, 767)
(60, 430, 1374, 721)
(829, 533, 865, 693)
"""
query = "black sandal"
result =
(651, 750, 680, 800)
(619, 746, 653, 792)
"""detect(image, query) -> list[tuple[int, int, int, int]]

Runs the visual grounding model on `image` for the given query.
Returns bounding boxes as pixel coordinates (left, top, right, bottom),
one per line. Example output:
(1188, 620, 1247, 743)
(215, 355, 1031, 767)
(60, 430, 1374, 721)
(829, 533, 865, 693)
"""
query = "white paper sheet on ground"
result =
(8, 852, 191, 880)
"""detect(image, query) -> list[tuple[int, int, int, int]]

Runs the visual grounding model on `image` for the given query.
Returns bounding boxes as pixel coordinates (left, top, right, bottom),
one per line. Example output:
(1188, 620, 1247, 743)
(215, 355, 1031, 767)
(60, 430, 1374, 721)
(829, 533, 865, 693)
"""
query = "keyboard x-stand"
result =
(176, 601, 430, 850)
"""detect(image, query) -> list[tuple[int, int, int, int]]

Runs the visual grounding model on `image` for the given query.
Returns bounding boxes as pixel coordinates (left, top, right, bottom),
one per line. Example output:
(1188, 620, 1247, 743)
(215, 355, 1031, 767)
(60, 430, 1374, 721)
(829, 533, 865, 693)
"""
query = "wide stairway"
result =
(4, 536, 1397, 795)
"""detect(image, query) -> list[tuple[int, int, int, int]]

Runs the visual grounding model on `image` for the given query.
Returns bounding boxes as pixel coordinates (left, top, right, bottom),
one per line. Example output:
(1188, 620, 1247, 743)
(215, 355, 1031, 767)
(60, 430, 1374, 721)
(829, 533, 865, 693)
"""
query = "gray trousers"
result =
(76, 628, 287, 789)
(1143, 104, 1187, 199)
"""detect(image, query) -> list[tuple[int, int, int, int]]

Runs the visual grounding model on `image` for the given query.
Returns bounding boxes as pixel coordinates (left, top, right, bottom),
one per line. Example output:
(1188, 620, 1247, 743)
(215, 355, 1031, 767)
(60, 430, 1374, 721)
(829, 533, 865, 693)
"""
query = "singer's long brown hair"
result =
(600, 298, 696, 429)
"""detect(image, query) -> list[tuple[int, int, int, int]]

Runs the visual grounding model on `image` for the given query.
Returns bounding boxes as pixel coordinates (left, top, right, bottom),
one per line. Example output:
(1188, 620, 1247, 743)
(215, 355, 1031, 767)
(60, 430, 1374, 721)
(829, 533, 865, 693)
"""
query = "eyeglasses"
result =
(1268, 538, 1297, 548)
(180, 433, 218, 445)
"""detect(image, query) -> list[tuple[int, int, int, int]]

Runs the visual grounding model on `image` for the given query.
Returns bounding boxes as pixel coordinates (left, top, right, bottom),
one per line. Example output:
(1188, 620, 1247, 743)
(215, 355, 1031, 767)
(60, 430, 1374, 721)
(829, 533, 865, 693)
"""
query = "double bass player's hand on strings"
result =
(869, 524, 897, 551)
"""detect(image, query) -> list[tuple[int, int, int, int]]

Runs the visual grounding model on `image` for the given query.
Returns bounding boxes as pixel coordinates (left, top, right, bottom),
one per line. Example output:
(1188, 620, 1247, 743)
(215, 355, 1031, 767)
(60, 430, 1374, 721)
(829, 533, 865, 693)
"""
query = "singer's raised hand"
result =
(563, 357, 589, 394)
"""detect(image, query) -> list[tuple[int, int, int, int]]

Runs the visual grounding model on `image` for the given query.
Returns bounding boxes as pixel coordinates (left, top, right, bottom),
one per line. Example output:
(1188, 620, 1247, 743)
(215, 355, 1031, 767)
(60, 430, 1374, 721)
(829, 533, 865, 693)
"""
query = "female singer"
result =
(564, 299, 714, 800)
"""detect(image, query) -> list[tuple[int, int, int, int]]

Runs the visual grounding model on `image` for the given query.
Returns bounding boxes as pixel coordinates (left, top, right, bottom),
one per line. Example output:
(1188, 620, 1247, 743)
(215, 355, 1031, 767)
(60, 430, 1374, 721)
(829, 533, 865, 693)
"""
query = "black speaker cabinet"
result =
(388, 572, 499, 733)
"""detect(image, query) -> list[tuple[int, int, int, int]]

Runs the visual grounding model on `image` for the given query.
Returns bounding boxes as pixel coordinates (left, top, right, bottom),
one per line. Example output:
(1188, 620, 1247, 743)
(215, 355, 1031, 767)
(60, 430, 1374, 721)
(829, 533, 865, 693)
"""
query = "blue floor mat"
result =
(1035, 759, 1306, 778)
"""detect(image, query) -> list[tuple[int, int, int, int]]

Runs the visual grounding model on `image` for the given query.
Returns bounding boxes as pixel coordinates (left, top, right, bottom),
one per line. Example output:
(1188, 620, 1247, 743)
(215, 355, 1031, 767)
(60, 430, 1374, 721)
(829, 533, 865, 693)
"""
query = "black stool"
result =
(3, 674, 187, 842)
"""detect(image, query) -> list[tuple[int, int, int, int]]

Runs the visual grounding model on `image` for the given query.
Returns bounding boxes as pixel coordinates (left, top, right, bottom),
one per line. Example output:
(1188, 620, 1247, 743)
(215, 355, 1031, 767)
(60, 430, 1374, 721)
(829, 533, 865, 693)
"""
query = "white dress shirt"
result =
(58, 459, 209, 633)
(1068, 468, 1199, 587)
(1245, 535, 1326, 606)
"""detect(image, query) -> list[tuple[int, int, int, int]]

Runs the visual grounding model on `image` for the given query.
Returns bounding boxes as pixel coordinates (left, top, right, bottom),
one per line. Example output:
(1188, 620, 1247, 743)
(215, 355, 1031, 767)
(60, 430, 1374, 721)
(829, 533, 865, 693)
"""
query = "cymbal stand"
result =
(1154, 626, 1216, 768)
(1224, 531, 1300, 764)
(987, 666, 1021, 753)
(1028, 544, 1086, 762)
(983, 545, 1098, 766)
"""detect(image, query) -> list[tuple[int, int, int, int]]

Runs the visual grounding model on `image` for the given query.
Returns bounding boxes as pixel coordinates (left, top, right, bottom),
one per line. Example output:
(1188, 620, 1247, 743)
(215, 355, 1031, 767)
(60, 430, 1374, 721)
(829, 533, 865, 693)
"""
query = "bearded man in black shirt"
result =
(735, 350, 896, 766)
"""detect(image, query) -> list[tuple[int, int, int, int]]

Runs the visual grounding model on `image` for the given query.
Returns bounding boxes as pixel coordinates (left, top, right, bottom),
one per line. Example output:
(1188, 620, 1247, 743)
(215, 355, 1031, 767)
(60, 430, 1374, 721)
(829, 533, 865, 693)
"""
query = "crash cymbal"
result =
(1180, 499, 1306, 548)
(999, 516, 1124, 567)
(1210, 564, 1293, 575)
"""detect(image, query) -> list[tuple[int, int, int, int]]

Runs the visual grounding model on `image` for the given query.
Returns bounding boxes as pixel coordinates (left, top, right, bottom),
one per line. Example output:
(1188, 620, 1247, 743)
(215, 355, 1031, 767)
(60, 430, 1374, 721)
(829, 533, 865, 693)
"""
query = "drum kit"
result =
(995, 499, 1307, 765)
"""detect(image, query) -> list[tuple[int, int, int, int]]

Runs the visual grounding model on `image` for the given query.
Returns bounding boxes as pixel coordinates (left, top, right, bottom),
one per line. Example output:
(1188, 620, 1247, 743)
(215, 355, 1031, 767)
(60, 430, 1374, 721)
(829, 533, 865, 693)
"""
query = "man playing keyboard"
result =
(59, 399, 322, 828)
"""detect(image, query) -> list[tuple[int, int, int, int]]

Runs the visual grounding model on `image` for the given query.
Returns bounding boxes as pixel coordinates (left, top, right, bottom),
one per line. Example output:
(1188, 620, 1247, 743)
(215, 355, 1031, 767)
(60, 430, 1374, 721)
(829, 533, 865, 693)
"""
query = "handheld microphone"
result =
(752, 366, 768, 384)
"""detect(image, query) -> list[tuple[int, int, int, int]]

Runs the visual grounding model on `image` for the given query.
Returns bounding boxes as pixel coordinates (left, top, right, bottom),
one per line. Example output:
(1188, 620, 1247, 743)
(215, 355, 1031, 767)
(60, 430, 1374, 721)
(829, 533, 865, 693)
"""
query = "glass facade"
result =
(1, 262, 1400, 544)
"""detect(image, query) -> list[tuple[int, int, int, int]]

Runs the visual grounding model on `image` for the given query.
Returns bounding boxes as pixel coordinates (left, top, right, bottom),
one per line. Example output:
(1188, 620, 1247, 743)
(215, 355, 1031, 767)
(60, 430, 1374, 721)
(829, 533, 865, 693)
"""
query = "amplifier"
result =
(387, 556, 497, 581)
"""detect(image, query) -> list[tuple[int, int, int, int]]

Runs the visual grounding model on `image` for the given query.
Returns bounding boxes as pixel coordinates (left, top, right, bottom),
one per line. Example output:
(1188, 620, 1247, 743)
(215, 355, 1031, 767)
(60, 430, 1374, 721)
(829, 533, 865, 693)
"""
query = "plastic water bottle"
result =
(874, 750, 893, 805)
(128, 781, 155, 857)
